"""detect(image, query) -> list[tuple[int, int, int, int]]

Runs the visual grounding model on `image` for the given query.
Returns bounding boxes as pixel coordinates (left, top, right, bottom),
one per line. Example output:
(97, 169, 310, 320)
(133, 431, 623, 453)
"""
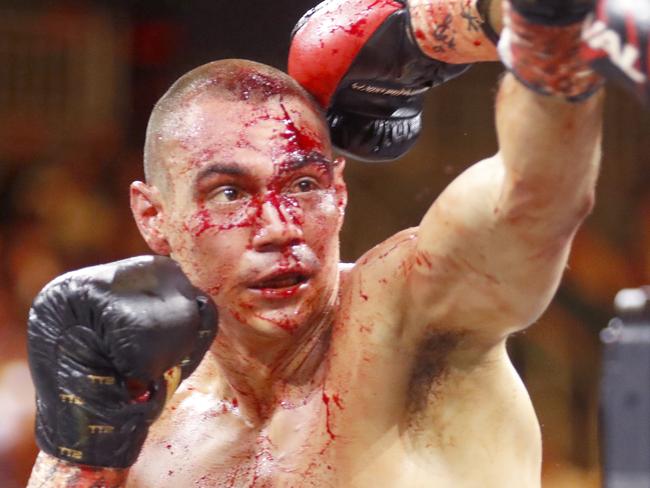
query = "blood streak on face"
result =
(160, 90, 346, 339)
(278, 103, 322, 156)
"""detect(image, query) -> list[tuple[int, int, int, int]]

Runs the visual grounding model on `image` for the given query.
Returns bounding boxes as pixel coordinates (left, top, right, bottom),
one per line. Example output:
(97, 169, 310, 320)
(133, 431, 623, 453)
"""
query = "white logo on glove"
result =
(582, 15, 646, 84)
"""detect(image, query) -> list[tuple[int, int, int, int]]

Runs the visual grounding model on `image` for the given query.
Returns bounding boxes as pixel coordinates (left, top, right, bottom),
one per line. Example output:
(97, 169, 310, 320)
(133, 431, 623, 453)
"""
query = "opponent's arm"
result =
(407, 0, 604, 341)
(25, 256, 218, 487)
(408, 0, 502, 62)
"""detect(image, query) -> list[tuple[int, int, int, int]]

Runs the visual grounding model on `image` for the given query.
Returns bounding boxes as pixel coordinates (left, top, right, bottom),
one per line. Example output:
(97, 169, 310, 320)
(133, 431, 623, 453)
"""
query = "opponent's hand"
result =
(498, 0, 603, 101)
(288, 0, 473, 162)
(582, 0, 650, 105)
(27, 256, 218, 468)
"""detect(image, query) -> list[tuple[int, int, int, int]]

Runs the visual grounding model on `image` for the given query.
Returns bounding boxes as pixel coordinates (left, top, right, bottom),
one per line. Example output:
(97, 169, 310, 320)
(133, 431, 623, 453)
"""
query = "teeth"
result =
(256, 275, 304, 289)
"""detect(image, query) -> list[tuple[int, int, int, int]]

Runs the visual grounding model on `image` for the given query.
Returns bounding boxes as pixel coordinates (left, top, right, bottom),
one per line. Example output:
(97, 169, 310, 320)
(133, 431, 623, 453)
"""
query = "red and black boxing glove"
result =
(289, 0, 475, 162)
(28, 256, 218, 468)
(582, 0, 650, 105)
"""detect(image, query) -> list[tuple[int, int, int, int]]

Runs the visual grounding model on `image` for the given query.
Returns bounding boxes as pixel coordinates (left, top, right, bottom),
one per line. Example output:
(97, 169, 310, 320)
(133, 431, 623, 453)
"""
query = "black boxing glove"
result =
(498, 0, 604, 101)
(509, 0, 594, 25)
(28, 256, 218, 468)
(581, 0, 650, 105)
(289, 0, 472, 162)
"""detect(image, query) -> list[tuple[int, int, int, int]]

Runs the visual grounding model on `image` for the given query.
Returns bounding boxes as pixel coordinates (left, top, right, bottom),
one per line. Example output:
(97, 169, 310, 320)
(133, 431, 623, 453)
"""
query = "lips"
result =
(248, 269, 311, 298)
(250, 273, 309, 290)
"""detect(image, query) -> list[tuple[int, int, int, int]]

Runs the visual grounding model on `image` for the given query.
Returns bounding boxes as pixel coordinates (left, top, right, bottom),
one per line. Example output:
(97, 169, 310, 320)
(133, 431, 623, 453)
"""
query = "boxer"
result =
(26, 0, 636, 485)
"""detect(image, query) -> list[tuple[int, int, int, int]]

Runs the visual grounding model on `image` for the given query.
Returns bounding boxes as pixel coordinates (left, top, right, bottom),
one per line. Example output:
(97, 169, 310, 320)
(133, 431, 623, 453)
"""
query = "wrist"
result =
(498, 0, 603, 101)
(28, 451, 129, 488)
(408, 0, 500, 63)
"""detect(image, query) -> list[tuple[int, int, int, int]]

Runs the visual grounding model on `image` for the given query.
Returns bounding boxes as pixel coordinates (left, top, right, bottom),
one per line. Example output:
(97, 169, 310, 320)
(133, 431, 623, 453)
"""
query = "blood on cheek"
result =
(187, 191, 305, 239)
(183, 100, 335, 239)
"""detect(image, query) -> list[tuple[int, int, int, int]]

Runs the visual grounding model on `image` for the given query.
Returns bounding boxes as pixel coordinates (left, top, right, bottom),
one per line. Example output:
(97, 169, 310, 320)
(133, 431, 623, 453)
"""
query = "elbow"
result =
(497, 180, 596, 247)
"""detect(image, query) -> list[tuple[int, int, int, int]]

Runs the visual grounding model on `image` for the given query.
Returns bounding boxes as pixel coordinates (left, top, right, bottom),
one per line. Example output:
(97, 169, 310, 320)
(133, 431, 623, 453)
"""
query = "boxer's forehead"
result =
(163, 93, 332, 177)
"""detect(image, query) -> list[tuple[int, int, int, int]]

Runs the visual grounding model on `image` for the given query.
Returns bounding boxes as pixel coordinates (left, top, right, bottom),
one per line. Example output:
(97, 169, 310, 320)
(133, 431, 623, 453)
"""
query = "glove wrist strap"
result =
(498, 1, 604, 101)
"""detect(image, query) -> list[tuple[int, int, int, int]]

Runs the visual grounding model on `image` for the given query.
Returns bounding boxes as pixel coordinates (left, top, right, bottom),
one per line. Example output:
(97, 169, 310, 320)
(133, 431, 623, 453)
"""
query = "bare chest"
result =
(128, 359, 540, 488)
(128, 387, 347, 488)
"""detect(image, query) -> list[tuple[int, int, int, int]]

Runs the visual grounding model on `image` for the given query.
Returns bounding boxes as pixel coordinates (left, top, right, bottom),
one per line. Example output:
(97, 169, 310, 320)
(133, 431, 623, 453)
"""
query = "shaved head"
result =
(144, 59, 327, 196)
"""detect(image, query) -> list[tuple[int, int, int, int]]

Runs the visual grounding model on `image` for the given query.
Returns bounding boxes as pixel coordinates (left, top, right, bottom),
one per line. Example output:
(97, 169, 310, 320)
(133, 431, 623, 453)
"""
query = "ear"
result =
(333, 157, 348, 212)
(130, 181, 171, 255)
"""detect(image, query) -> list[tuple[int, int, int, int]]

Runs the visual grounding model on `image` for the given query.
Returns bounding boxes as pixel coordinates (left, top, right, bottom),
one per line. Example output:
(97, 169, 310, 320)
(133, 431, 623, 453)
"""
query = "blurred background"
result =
(0, 0, 648, 486)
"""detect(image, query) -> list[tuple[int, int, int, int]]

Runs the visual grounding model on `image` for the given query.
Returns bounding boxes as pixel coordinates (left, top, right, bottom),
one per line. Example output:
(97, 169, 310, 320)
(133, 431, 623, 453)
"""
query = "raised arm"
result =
(407, 73, 602, 341)
(406, 0, 604, 341)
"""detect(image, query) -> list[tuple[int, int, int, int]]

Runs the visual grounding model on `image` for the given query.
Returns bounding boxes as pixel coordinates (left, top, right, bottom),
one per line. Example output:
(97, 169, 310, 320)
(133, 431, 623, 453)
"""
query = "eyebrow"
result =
(193, 153, 334, 193)
(282, 152, 333, 171)
(195, 162, 250, 182)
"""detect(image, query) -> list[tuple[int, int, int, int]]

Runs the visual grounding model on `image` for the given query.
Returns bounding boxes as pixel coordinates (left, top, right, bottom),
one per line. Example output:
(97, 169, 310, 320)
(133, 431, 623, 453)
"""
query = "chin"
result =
(224, 299, 310, 336)
(244, 308, 309, 337)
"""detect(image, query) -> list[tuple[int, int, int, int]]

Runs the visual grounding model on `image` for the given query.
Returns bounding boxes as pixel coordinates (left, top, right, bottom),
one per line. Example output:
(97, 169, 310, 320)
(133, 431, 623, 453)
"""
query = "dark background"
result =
(0, 1, 649, 486)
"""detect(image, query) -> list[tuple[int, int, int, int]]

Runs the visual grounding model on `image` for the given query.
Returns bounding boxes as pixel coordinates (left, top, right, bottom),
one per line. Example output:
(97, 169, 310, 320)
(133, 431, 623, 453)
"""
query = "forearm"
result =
(408, 0, 501, 62)
(495, 74, 603, 239)
(27, 451, 129, 488)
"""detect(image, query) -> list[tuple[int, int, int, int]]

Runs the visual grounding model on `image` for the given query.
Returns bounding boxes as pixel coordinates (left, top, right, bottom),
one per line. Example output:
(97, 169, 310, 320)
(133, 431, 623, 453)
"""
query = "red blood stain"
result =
(343, 17, 368, 37)
(322, 392, 336, 440)
(332, 394, 344, 409)
(264, 191, 288, 224)
(168, 470, 174, 476)
(259, 286, 301, 299)
(360, 292, 369, 301)
(227, 69, 295, 102)
(279, 103, 321, 155)
(419, 252, 433, 269)
(76, 465, 104, 485)
(474, 40, 482, 47)
(126, 379, 151, 403)
(193, 208, 218, 237)
(249, 435, 275, 487)
(415, 29, 426, 41)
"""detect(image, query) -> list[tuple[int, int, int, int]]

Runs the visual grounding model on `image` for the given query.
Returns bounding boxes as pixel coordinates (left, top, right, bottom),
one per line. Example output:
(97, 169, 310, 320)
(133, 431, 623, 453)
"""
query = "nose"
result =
(251, 197, 304, 252)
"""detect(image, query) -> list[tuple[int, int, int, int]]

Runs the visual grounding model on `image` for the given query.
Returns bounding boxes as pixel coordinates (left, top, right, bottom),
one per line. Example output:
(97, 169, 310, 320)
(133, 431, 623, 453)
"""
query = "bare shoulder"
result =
(334, 228, 419, 340)
(128, 355, 246, 487)
(344, 227, 419, 300)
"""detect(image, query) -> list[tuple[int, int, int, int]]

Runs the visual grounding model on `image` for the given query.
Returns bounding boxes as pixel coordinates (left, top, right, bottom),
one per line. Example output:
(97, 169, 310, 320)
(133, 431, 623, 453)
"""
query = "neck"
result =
(210, 290, 337, 424)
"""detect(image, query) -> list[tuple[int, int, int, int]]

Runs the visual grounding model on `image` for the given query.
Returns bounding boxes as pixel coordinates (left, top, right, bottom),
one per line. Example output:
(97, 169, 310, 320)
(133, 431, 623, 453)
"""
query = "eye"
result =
(210, 186, 247, 203)
(289, 177, 320, 193)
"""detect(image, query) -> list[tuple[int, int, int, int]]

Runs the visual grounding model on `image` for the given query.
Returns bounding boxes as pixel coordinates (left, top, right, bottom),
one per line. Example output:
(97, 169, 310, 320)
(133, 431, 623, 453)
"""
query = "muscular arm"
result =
(406, 74, 603, 341)
(27, 451, 129, 488)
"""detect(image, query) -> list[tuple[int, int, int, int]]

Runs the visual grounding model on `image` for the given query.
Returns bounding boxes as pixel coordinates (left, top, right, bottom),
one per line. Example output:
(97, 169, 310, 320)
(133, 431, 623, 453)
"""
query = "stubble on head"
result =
(143, 59, 331, 202)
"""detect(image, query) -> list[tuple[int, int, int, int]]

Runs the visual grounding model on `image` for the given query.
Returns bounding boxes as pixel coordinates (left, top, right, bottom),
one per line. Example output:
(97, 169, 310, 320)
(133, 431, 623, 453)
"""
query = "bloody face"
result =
(156, 91, 346, 338)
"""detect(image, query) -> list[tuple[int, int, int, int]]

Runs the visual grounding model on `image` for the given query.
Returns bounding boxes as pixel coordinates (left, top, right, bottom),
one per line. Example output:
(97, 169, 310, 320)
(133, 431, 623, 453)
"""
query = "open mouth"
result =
(250, 273, 309, 291)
